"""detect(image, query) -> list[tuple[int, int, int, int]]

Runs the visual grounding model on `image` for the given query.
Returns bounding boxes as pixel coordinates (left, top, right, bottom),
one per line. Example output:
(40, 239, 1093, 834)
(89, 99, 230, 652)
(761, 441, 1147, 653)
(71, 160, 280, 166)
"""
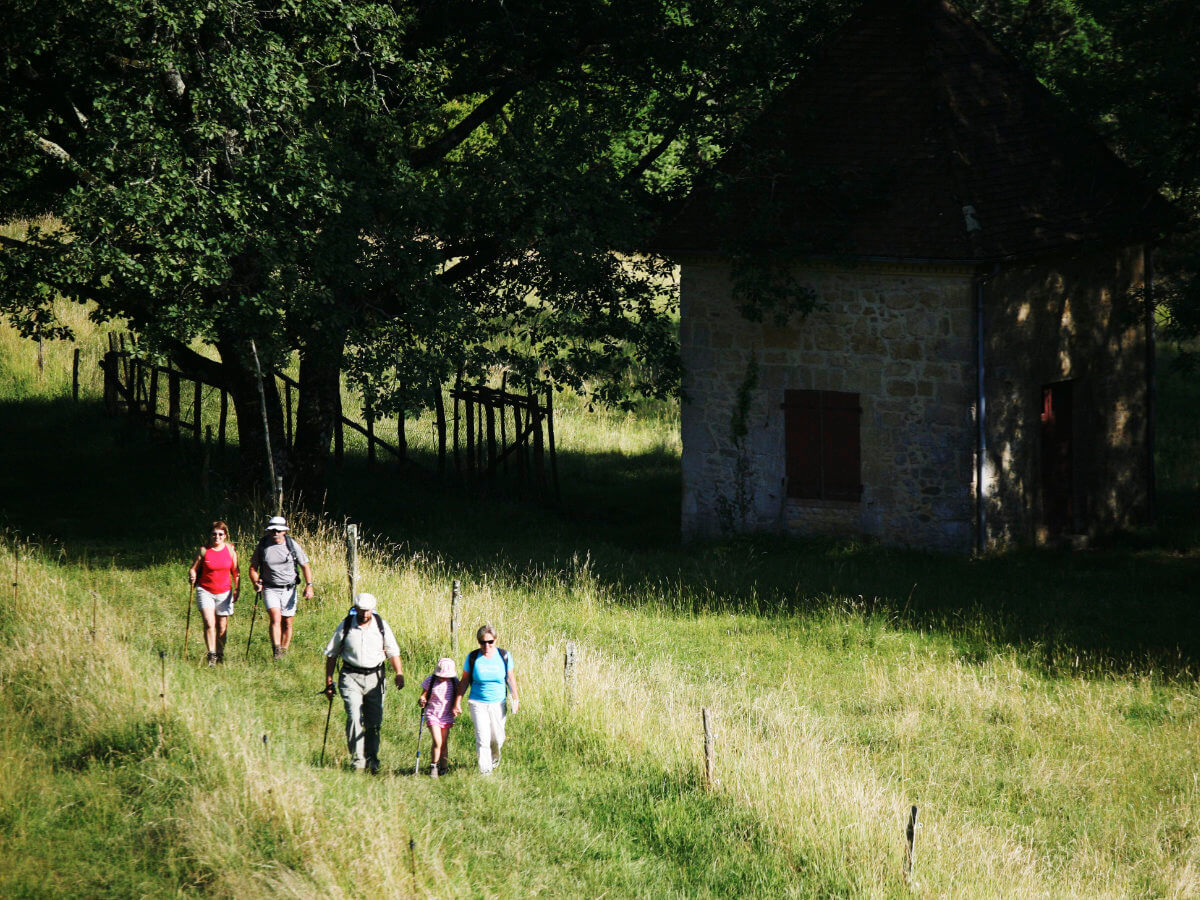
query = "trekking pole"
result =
(182, 584, 194, 659)
(319, 676, 337, 766)
(414, 709, 426, 775)
(245, 591, 261, 661)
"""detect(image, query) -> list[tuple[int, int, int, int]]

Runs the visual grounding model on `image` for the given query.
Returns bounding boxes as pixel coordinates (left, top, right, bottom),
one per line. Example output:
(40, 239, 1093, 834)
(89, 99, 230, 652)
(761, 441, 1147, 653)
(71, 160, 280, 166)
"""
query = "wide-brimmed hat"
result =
(433, 657, 457, 678)
(266, 516, 288, 532)
(354, 592, 377, 611)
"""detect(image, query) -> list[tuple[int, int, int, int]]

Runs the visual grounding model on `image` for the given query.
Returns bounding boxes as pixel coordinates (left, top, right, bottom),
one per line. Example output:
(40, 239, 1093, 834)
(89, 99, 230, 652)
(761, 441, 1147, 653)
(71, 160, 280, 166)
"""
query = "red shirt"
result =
(197, 544, 236, 593)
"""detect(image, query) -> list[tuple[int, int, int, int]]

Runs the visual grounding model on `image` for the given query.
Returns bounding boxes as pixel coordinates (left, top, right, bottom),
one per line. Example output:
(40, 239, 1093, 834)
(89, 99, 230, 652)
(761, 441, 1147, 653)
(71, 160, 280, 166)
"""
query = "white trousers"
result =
(468, 699, 506, 774)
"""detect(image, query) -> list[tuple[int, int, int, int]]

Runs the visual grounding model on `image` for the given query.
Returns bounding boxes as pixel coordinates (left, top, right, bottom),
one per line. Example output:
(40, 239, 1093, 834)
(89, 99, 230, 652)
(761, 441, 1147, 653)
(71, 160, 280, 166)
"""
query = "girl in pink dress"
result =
(417, 657, 459, 777)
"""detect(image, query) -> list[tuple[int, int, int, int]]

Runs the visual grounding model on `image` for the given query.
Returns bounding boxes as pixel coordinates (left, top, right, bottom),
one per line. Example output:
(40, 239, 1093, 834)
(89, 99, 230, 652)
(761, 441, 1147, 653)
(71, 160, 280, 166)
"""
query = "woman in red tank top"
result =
(187, 521, 240, 665)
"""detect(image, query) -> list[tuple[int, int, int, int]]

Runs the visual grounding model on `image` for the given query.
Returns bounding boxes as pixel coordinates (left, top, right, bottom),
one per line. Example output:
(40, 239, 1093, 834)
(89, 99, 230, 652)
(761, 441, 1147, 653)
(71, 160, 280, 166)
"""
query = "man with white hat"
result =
(248, 516, 314, 659)
(323, 593, 405, 773)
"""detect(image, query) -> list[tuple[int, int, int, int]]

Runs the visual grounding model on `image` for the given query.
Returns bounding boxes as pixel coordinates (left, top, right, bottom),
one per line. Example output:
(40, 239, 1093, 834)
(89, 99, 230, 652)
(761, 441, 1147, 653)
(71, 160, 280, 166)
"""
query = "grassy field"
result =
(1, 310, 1199, 898)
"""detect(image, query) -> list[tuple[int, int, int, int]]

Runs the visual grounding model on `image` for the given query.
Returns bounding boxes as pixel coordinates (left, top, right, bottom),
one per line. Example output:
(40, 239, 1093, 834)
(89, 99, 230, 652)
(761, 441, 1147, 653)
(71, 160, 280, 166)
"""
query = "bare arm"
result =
(187, 549, 204, 585)
(301, 563, 314, 599)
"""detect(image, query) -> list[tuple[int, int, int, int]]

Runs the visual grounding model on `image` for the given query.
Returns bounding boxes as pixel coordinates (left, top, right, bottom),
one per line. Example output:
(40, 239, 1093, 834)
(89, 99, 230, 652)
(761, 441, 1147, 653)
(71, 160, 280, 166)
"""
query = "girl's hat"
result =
(433, 657, 457, 678)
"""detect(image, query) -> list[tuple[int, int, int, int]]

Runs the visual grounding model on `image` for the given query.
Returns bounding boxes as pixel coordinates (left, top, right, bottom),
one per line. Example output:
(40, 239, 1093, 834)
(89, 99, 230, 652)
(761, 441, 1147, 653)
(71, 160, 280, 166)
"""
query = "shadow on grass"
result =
(4, 396, 1200, 679)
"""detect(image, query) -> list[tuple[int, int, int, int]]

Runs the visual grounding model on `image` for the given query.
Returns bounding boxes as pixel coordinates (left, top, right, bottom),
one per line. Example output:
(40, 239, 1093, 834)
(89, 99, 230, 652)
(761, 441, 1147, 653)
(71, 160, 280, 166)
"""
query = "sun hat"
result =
(354, 592, 377, 611)
(434, 657, 457, 678)
(266, 516, 288, 531)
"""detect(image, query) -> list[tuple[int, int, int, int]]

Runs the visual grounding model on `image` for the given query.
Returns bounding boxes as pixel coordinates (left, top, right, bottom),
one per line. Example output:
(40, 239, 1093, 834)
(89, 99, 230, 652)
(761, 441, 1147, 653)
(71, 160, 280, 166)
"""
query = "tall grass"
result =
(2, 301, 1199, 897)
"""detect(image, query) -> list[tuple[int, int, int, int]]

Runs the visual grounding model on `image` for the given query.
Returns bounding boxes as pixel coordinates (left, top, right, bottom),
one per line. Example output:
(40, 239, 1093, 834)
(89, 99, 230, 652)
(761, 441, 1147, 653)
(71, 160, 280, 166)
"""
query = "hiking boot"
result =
(206, 652, 218, 667)
(216, 653, 224, 664)
(272, 646, 283, 660)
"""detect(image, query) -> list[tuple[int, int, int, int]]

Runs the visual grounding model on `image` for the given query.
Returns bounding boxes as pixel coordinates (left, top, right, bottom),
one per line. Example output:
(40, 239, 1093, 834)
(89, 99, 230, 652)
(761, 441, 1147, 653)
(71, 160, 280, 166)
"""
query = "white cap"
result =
(266, 516, 288, 531)
(354, 592, 377, 611)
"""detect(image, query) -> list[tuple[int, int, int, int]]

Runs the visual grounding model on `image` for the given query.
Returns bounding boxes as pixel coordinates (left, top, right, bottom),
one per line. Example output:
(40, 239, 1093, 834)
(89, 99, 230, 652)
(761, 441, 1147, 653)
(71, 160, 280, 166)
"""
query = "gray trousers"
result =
(339, 668, 385, 769)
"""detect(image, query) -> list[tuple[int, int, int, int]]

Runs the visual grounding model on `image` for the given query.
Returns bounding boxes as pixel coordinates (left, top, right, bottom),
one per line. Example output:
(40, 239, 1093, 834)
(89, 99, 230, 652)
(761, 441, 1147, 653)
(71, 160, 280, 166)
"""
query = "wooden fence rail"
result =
(99, 334, 558, 501)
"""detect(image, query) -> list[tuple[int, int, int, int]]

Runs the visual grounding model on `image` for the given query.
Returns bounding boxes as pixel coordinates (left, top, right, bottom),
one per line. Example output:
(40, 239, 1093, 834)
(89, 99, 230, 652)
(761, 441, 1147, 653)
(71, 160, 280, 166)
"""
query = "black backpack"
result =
(256, 533, 304, 586)
(466, 647, 512, 697)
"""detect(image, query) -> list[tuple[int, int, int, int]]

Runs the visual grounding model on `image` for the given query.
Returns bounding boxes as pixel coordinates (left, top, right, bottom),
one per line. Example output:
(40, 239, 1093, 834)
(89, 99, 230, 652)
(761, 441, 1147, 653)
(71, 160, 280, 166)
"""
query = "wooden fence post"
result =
(285, 381, 293, 449)
(546, 384, 559, 501)
(202, 426, 212, 504)
(904, 805, 919, 887)
(366, 408, 376, 469)
(218, 390, 228, 458)
(334, 389, 344, 468)
(72, 348, 81, 401)
(564, 641, 576, 707)
(248, 339, 277, 497)
(147, 367, 159, 423)
(345, 524, 358, 603)
(168, 369, 181, 441)
(434, 387, 447, 477)
(702, 708, 715, 789)
(452, 368, 463, 477)
(451, 579, 461, 653)
(464, 392, 475, 482)
(193, 380, 202, 447)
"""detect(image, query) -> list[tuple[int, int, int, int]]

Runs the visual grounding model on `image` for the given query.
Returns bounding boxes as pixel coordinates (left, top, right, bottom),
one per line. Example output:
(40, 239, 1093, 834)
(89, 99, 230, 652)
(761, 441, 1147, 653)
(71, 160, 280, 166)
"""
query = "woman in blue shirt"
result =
(452, 624, 519, 775)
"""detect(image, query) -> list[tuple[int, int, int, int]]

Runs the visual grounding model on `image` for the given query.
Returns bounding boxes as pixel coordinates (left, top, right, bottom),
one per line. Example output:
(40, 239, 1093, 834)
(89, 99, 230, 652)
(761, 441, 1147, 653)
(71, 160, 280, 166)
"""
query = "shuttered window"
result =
(783, 390, 862, 501)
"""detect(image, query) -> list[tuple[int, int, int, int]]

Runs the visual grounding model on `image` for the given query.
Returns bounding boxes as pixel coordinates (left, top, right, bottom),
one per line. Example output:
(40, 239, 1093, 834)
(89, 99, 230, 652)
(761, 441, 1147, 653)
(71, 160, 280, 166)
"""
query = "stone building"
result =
(655, 0, 1177, 552)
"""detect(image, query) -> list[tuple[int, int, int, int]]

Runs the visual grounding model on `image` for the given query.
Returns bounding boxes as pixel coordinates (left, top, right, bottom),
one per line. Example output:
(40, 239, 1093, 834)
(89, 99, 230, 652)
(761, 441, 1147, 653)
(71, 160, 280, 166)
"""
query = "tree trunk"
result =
(292, 330, 345, 500)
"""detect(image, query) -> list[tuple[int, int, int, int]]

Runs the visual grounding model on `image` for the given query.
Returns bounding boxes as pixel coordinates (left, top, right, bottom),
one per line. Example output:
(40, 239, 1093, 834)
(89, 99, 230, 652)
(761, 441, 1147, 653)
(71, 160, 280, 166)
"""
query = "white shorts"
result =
(196, 588, 234, 616)
(263, 586, 298, 617)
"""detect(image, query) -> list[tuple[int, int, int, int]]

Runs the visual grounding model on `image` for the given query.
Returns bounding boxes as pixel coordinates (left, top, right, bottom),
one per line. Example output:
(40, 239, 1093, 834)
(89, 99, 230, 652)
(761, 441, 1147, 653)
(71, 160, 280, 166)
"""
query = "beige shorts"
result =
(196, 588, 234, 616)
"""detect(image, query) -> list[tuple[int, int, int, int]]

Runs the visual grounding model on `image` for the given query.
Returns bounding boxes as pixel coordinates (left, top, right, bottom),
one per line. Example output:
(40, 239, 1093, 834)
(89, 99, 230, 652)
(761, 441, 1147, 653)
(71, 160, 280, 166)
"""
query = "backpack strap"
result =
(467, 648, 511, 698)
(284, 534, 303, 586)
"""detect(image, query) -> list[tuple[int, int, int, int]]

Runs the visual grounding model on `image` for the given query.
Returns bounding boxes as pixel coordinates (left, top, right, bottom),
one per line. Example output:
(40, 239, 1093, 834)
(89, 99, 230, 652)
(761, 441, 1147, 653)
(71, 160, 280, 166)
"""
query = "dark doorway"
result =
(1040, 381, 1075, 536)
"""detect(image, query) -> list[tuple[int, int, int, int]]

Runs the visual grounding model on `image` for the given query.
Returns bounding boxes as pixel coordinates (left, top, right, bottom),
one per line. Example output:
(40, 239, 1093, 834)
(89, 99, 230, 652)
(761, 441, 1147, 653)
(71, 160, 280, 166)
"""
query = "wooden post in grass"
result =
(702, 708, 715, 789)
(72, 348, 81, 401)
(90, 590, 99, 641)
(366, 407, 376, 469)
(37, 336, 45, 379)
(345, 524, 358, 603)
(12, 543, 18, 605)
(904, 805, 919, 887)
(564, 641, 576, 707)
(451, 580, 461, 653)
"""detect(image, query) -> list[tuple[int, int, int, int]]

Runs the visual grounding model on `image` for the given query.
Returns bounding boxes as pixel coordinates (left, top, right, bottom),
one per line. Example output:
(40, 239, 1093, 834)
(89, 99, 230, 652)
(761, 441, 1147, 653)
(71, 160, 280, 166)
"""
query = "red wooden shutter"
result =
(822, 391, 862, 501)
(784, 390, 822, 498)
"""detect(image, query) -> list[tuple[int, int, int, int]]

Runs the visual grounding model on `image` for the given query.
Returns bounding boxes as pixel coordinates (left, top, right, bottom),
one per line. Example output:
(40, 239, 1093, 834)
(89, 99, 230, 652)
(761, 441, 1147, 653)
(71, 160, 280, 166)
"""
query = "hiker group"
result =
(188, 517, 519, 776)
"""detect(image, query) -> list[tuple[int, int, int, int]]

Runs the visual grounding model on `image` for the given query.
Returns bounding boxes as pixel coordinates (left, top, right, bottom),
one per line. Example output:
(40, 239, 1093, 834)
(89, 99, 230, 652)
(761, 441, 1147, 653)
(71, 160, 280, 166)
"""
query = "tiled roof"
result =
(654, 0, 1179, 262)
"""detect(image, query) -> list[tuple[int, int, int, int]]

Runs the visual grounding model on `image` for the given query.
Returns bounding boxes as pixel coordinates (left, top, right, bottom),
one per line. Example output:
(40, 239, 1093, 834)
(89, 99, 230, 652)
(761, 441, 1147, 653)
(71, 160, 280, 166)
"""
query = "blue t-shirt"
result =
(464, 650, 511, 703)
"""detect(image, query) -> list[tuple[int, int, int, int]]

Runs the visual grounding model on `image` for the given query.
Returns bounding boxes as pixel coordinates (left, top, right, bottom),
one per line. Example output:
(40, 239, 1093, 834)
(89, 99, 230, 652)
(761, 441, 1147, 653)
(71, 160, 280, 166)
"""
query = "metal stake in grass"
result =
(904, 805, 920, 888)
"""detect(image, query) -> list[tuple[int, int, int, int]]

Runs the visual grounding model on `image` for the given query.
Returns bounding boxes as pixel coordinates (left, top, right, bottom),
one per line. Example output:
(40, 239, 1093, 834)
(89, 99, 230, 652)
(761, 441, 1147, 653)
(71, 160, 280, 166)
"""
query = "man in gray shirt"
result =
(323, 593, 405, 773)
(248, 516, 314, 659)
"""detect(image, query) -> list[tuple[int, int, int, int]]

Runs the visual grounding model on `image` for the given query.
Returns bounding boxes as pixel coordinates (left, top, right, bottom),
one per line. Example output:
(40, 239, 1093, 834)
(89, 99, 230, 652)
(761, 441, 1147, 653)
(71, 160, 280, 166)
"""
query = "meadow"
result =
(1, 308, 1198, 898)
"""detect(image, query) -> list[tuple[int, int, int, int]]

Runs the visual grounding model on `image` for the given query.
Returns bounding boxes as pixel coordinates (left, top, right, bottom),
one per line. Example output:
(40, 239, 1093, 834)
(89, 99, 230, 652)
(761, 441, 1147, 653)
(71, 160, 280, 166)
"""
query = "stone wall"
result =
(982, 245, 1150, 544)
(680, 260, 978, 551)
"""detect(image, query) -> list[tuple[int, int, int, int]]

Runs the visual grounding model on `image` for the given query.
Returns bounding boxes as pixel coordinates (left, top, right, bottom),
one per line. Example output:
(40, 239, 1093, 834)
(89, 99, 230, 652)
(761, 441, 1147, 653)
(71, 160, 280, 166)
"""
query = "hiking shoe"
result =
(206, 652, 218, 667)
(273, 647, 284, 660)
(430, 764, 439, 779)
(216, 652, 224, 664)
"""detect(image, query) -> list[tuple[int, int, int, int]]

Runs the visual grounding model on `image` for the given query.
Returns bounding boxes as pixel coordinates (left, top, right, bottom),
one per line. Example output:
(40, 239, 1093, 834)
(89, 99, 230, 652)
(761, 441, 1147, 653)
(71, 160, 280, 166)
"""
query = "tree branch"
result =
(622, 85, 700, 186)
(408, 74, 532, 169)
(25, 131, 115, 191)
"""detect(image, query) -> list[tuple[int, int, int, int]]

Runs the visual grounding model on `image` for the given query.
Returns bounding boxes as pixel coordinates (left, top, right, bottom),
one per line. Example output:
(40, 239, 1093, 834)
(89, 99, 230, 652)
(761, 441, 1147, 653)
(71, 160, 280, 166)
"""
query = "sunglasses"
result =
(480, 638, 495, 645)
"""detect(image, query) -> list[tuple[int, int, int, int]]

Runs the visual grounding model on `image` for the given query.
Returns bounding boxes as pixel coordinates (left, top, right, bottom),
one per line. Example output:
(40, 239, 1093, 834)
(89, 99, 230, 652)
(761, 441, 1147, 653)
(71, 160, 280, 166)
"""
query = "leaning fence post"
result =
(564, 641, 576, 707)
(702, 707, 715, 789)
(345, 524, 358, 602)
(904, 805, 919, 887)
(450, 580, 461, 653)
(202, 426, 212, 504)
